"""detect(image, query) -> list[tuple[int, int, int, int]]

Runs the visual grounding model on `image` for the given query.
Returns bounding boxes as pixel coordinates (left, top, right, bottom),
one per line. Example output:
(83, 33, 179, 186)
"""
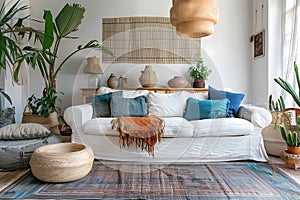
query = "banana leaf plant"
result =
(0, 0, 30, 108)
(274, 62, 300, 107)
(13, 3, 112, 116)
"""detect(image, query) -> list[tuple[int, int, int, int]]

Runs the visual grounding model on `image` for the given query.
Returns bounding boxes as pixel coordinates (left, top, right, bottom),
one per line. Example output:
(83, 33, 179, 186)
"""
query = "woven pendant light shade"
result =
(170, 0, 220, 38)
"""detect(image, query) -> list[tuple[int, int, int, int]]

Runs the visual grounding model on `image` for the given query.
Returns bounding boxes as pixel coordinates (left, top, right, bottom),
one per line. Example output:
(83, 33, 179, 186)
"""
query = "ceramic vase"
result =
(139, 65, 158, 88)
(107, 73, 118, 89)
(167, 76, 189, 88)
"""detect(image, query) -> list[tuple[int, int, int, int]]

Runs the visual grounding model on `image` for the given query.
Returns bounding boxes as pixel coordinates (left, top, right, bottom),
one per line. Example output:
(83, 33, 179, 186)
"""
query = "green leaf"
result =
(0, 88, 12, 105)
(55, 3, 85, 38)
(42, 10, 54, 50)
(280, 125, 287, 143)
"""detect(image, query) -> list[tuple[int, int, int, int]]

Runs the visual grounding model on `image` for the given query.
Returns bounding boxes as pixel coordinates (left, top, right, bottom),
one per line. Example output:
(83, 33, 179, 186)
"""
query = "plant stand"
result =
(281, 151, 300, 170)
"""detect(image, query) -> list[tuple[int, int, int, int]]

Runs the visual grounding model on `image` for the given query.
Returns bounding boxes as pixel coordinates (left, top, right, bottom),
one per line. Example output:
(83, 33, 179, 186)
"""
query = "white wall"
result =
(23, 0, 252, 110)
(250, 0, 269, 107)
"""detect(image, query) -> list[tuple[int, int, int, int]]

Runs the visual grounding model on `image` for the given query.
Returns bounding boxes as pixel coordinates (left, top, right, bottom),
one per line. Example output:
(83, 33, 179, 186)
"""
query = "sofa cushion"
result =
(148, 91, 187, 117)
(83, 118, 119, 136)
(190, 118, 254, 137)
(83, 117, 193, 138)
(163, 117, 194, 137)
(111, 95, 148, 117)
(88, 91, 123, 117)
(183, 98, 229, 120)
(208, 86, 245, 117)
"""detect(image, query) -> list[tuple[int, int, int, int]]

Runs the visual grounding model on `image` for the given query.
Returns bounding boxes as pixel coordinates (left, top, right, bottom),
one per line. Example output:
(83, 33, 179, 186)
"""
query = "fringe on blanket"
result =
(111, 116, 164, 157)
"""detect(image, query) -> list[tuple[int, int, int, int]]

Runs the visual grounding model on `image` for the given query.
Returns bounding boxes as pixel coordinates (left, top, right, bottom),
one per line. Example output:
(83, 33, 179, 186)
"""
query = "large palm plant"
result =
(14, 3, 111, 116)
(0, 0, 30, 106)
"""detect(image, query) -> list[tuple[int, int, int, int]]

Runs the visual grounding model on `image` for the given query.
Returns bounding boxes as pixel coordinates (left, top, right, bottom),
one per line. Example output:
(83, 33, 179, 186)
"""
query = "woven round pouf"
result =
(30, 143, 94, 183)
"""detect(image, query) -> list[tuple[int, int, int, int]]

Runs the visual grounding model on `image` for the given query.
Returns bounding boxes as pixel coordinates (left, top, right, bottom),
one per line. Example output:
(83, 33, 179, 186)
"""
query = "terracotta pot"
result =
(287, 146, 300, 155)
(193, 79, 205, 88)
(167, 76, 189, 88)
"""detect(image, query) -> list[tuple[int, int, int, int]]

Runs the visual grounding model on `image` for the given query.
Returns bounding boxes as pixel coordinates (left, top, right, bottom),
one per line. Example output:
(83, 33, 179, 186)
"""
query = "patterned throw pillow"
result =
(110, 95, 148, 117)
(208, 86, 245, 117)
(183, 98, 229, 121)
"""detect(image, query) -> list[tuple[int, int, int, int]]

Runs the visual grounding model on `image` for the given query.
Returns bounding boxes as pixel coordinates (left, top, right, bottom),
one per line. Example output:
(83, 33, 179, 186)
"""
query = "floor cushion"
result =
(190, 118, 254, 137)
(83, 117, 194, 138)
(0, 134, 63, 171)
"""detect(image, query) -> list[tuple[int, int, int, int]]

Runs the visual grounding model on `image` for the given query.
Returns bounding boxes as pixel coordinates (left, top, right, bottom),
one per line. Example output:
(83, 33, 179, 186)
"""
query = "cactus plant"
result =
(280, 116, 300, 148)
(274, 62, 300, 107)
(268, 94, 285, 112)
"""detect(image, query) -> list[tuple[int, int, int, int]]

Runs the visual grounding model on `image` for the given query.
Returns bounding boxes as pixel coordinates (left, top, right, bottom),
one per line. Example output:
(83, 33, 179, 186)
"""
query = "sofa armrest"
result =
(64, 104, 93, 133)
(238, 105, 272, 128)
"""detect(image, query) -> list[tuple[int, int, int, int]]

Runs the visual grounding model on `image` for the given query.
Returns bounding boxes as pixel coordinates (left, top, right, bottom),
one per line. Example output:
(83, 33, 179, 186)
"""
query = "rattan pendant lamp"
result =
(170, 0, 220, 38)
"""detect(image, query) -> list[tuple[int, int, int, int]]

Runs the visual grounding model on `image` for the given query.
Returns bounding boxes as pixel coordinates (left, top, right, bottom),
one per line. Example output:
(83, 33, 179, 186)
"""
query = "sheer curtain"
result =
(281, 0, 300, 107)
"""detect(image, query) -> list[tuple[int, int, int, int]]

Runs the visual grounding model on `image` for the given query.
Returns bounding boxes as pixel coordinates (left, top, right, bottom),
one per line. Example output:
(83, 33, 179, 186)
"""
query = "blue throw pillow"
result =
(111, 95, 148, 117)
(88, 91, 123, 117)
(183, 98, 229, 121)
(208, 86, 245, 117)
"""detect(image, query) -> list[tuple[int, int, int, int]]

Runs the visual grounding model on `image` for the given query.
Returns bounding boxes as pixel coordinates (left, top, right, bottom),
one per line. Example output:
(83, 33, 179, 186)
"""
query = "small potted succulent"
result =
(280, 116, 300, 155)
(188, 58, 212, 88)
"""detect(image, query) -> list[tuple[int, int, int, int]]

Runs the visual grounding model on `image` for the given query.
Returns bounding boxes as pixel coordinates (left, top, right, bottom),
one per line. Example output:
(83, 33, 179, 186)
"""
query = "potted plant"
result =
(274, 62, 300, 116)
(268, 94, 291, 125)
(280, 116, 300, 155)
(13, 3, 111, 129)
(188, 58, 212, 88)
(0, 0, 34, 126)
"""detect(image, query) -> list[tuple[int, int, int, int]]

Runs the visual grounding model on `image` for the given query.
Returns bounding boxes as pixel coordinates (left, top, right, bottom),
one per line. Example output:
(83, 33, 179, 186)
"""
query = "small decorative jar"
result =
(167, 76, 189, 88)
(107, 73, 118, 89)
(139, 65, 158, 88)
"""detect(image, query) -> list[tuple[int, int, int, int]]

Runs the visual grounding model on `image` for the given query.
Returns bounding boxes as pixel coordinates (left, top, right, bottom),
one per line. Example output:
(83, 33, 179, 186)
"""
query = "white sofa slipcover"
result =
(64, 88, 272, 162)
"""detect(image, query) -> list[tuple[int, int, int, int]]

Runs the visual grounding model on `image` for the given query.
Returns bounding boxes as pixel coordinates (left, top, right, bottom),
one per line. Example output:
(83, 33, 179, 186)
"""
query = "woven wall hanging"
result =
(102, 16, 201, 64)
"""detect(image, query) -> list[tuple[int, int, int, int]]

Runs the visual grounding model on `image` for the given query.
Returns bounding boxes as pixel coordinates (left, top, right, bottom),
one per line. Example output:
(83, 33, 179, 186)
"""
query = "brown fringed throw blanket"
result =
(111, 116, 164, 157)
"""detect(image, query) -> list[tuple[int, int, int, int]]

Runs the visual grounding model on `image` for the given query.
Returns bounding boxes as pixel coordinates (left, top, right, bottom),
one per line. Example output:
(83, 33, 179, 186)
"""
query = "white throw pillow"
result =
(0, 123, 51, 140)
(148, 91, 187, 117)
(122, 90, 149, 98)
(182, 91, 208, 101)
(99, 87, 149, 98)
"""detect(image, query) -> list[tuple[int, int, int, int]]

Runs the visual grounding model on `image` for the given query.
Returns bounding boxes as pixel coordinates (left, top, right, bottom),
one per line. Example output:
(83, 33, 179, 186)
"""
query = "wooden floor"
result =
(268, 156, 300, 184)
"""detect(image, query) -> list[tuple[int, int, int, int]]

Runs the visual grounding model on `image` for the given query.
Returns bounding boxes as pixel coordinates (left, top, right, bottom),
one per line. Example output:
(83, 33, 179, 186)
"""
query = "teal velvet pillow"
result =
(111, 95, 148, 117)
(88, 91, 123, 117)
(208, 86, 245, 117)
(183, 98, 229, 121)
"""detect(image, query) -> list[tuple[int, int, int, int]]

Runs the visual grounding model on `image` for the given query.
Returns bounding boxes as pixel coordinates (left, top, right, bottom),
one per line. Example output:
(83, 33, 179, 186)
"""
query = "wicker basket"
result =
(30, 143, 94, 183)
(22, 111, 59, 133)
(271, 111, 292, 127)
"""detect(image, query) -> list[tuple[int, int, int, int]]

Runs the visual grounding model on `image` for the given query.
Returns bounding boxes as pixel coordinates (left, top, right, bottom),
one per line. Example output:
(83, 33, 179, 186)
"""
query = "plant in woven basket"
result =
(280, 116, 300, 155)
(13, 3, 112, 117)
(268, 94, 285, 112)
(27, 87, 63, 117)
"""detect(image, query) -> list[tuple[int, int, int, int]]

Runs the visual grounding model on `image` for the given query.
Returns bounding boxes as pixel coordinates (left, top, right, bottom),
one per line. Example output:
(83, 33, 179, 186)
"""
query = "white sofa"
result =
(64, 87, 272, 163)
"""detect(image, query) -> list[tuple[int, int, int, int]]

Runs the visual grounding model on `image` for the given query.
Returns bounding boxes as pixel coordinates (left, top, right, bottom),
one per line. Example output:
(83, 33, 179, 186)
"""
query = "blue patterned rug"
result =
(1, 162, 299, 199)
